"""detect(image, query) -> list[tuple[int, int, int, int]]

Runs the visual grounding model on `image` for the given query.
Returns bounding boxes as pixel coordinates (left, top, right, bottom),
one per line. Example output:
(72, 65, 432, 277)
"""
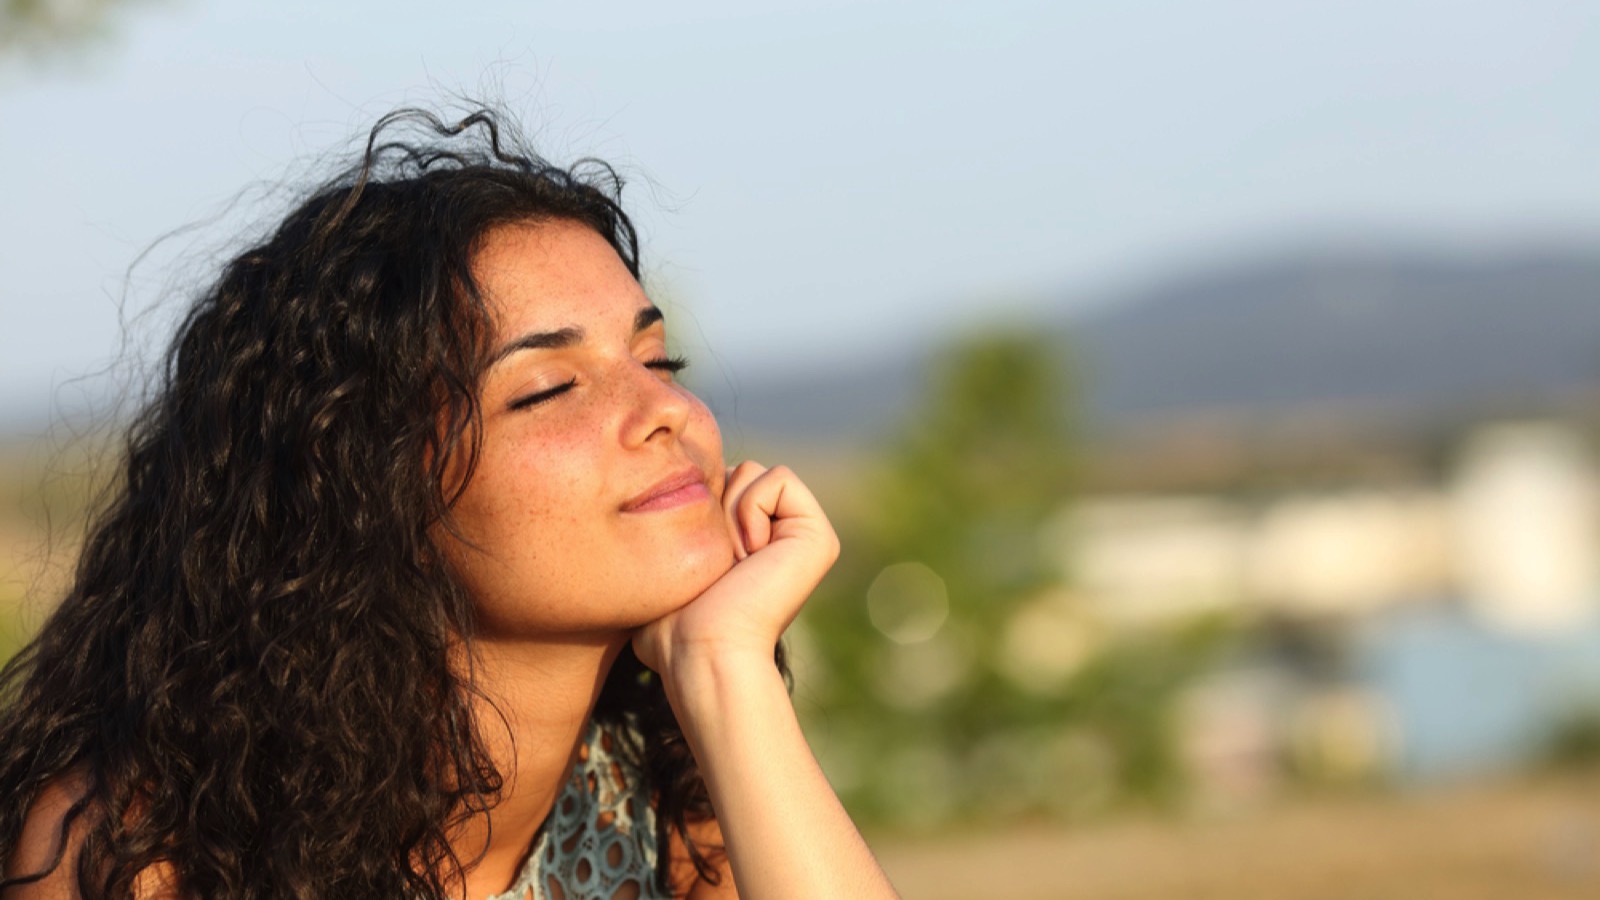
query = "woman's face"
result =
(438, 219, 735, 640)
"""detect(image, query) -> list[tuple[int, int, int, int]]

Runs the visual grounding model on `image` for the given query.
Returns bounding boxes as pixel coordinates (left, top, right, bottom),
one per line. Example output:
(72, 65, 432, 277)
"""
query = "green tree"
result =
(796, 329, 1225, 830)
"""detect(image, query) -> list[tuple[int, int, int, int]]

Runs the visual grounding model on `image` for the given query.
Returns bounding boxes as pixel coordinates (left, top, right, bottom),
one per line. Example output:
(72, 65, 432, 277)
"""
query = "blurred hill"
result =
(703, 248, 1600, 455)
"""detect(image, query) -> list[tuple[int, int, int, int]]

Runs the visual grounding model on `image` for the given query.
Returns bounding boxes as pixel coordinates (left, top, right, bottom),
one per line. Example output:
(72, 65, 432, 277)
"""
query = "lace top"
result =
(487, 722, 668, 900)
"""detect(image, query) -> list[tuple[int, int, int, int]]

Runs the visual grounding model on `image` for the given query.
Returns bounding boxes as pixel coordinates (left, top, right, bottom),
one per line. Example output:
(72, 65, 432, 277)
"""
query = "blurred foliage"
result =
(0, 434, 109, 668)
(796, 331, 1229, 831)
(0, 598, 26, 668)
(1, 0, 160, 59)
(1543, 704, 1600, 771)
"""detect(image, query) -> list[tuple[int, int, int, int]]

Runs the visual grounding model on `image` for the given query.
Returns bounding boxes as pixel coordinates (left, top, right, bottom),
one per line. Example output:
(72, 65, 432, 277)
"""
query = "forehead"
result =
(472, 219, 650, 333)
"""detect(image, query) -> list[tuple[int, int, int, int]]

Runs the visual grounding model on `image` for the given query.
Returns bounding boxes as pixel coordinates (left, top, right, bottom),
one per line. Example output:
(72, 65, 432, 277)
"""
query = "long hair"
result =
(0, 108, 732, 899)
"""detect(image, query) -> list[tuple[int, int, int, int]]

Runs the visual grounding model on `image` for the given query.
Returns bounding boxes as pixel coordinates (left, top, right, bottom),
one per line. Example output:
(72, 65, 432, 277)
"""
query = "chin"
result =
(651, 534, 737, 611)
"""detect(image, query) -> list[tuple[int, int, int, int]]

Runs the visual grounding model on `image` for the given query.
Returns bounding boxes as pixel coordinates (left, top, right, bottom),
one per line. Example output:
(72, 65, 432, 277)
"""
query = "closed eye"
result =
(508, 377, 578, 411)
(507, 357, 685, 411)
(646, 356, 689, 377)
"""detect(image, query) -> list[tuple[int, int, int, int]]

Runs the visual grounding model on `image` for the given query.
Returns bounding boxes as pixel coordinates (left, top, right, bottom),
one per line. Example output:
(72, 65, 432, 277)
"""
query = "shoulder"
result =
(4, 774, 176, 900)
(667, 816, 736, 900)
(5, 771, 93, 899)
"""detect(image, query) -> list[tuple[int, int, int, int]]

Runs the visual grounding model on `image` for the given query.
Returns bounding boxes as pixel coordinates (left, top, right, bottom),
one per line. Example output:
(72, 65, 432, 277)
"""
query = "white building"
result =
(1451, 423, 1600, 635)
(1054, 421, 1600, 632)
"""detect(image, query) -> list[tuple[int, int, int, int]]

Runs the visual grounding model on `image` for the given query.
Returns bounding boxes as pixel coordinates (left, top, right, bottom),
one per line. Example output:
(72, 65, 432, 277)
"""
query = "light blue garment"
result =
(488, 721, 668, 900)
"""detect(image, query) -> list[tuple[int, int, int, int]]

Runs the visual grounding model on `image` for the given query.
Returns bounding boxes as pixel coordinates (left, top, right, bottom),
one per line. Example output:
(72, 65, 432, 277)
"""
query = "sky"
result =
(2, 0, 1598, 426)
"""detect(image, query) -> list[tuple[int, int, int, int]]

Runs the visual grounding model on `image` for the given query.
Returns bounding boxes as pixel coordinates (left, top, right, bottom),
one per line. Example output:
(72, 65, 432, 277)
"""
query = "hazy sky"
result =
(2, 0, 1597, 424)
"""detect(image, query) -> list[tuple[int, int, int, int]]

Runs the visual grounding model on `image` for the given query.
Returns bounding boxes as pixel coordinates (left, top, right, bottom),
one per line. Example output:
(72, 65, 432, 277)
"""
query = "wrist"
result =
(659, 643, 788, 727)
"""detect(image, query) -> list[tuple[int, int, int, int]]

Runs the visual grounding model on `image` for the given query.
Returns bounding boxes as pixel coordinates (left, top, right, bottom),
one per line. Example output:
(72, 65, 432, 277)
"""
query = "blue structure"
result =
(1359, 603, 1600, 781)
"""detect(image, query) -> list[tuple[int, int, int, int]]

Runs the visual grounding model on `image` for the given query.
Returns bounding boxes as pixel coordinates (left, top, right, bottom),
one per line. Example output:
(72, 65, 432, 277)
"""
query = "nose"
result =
(619, 359, 692, 448)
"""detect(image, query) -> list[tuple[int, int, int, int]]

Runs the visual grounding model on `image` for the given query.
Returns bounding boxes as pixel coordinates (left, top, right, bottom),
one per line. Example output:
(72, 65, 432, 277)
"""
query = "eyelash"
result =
(507, 356, 689, 411)
(647, 355, 689, 376)
(508, 377, 577, 411)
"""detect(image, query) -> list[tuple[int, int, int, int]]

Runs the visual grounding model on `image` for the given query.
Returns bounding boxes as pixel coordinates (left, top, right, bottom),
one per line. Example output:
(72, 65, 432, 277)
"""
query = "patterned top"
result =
(486, 722, 669, 900)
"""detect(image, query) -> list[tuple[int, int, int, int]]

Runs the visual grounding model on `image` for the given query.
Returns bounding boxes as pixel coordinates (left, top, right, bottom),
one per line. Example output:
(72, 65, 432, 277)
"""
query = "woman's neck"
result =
(449, 631, 630, 898)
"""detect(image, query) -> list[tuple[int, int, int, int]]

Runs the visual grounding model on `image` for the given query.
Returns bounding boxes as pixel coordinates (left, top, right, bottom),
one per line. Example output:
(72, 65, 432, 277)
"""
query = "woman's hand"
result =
(631, 461, 839, 680)
(628, 463, 897, 899)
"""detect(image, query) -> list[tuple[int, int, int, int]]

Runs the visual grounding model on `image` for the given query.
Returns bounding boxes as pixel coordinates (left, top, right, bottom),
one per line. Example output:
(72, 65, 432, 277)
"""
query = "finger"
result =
(722, 460, 767, 511)
(735, 465, 831, 553)
(722, 461, 768, 558)
(738, 480, 777, 553)
(750, 465, 828, 530)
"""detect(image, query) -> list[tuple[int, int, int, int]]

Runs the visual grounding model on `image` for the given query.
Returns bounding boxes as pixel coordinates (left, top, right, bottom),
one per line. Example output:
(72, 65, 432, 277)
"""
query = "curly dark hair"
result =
(0, 107, 753, 899)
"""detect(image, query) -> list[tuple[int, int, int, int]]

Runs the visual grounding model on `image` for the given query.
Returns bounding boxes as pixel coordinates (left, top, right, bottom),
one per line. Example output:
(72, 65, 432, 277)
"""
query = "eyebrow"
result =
(488, 305, 665, 369)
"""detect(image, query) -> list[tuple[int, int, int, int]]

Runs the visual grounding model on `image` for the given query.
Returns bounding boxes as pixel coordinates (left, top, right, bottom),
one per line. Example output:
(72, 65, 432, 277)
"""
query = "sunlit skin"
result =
(439, 220, 738, 640)
(424, 219, 889, 899)
(432, 219, 741, 896)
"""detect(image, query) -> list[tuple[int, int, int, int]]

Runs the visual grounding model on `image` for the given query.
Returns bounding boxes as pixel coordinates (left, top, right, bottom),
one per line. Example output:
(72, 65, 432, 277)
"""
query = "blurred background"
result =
(4, 1, 1600, 896)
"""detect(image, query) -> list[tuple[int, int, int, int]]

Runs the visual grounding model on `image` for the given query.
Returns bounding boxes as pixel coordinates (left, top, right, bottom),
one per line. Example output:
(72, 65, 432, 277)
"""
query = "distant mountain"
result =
(702, 249, 1600, 444)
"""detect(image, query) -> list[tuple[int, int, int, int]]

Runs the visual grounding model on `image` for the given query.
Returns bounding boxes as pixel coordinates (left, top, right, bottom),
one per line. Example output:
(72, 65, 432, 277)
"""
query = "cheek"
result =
(439, 456, 612, 634)
(443, 426, 593, 571)
(683, 392, 724, 463)
(437, 392, 734, 633)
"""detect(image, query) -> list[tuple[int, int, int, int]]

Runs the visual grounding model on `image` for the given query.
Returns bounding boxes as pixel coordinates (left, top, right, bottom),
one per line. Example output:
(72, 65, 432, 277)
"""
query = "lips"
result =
(620, 466, 710, 513)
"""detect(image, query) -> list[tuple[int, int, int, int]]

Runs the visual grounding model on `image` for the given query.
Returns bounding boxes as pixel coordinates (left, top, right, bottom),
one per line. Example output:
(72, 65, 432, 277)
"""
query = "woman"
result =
(0, 108, 898, 899)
